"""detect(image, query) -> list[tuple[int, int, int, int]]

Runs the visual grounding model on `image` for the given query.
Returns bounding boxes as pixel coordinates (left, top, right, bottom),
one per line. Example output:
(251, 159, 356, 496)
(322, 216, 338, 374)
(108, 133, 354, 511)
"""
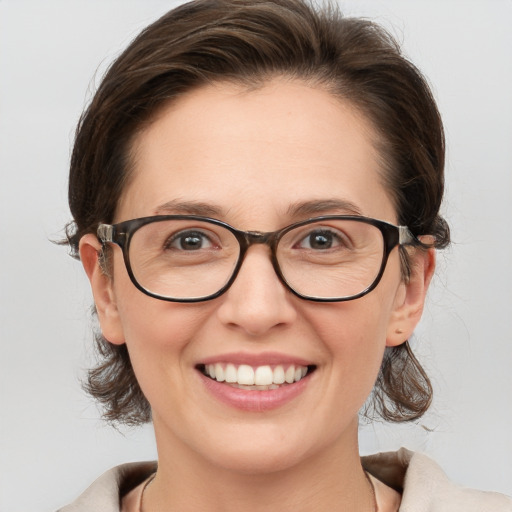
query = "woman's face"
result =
(83, 79, 431, 474)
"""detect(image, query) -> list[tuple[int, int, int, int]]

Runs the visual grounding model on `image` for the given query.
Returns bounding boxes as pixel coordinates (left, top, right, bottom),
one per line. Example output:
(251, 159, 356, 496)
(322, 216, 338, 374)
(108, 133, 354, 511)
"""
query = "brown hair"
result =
(66, 0, 449, 425)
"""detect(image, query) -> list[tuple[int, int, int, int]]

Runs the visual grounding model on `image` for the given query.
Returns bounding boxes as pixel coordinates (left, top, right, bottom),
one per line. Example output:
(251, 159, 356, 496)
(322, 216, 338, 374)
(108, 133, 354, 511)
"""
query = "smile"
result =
(199, 363, 315, 390)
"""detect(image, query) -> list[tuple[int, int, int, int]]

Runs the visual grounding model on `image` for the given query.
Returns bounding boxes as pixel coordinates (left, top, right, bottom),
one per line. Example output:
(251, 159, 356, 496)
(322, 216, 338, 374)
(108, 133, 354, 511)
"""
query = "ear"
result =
(79, 234, 125, 345)
(386, 246, 436, 347)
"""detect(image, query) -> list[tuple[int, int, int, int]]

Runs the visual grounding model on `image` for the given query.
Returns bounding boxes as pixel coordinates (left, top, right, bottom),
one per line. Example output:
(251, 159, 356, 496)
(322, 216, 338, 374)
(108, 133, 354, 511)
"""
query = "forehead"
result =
(119, 79, 396, 226)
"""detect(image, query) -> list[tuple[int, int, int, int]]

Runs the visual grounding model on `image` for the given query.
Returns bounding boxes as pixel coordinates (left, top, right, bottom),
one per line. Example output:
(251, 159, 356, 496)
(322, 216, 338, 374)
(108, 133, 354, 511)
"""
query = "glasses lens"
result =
(277, 219, 385, 299)
(128, 219, 239, 300)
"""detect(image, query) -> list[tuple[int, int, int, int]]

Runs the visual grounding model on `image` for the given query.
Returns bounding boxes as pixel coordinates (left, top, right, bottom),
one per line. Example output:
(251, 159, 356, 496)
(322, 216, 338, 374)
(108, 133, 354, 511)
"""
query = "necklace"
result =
(139, 472, 377, 512)
(365, 471, 378, 512)
(139, 474, 155, 512)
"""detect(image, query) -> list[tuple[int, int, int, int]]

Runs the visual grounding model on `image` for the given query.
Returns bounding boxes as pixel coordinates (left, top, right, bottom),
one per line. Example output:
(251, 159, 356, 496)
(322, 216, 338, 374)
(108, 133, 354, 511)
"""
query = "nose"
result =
(216, 246, 297, 336)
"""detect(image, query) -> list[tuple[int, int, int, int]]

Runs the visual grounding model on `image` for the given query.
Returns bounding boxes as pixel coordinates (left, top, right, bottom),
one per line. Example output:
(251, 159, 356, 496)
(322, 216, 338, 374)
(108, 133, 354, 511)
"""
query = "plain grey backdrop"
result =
(1, 1, 511, 511)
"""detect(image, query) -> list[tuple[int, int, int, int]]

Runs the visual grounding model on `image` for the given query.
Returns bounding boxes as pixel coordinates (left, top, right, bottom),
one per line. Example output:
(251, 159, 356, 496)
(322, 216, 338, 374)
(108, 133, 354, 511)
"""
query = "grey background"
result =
(1, 1, 511, 510)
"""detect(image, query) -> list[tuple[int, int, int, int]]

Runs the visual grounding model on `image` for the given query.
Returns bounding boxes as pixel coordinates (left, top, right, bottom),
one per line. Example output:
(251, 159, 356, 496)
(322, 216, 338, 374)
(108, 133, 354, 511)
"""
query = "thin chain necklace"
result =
(139, 474, 155, 512)
(365, 471, 378, 512)
(139, 472, 377, 512)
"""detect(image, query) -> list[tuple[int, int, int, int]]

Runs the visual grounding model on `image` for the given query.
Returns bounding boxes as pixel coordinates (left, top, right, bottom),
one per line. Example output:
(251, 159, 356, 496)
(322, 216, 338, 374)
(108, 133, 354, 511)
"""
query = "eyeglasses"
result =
(97, 215, 423, 303)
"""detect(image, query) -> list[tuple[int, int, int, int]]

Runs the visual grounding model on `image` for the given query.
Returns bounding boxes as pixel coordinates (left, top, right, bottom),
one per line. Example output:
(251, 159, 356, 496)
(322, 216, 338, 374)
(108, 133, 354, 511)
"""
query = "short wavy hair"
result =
(65, 0, 449, 425)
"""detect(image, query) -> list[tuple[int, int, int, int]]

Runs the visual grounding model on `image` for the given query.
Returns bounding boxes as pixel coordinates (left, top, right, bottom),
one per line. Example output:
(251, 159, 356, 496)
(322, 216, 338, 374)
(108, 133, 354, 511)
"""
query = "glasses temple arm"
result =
(97, 224, 114, 243)
(398, 226, 434, 248)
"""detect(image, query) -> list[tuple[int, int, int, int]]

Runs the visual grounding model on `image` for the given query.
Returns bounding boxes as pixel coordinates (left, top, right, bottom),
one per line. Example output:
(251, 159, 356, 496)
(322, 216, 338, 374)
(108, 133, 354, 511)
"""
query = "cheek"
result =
(306, 299, 389, 348)
(110, 270, 208, 384)
(301, 297, 392, 381)
(302, 252, 402, 349)
(115, 292, 208, 353)
(112, 293, 217, 414)
(110, 250, 207, 350)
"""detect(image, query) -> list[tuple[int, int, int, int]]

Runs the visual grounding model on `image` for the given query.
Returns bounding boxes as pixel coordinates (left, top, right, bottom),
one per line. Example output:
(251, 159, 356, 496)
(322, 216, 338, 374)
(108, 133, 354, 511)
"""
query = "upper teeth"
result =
(205, 363, 308, 386)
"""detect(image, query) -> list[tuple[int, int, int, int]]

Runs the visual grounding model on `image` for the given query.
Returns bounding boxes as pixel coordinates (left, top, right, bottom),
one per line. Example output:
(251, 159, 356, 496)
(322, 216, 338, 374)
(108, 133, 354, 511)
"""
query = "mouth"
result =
(197, 363, 317, 391)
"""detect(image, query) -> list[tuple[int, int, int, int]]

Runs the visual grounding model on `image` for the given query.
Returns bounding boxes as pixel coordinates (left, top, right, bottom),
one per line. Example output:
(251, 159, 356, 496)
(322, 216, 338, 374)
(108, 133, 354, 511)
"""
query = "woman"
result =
(59, 1, 511, 511)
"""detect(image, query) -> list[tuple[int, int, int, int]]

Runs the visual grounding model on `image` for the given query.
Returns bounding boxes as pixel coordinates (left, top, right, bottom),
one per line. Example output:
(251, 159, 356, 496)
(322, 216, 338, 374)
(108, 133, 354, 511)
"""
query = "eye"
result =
(297, 229, 344, 250)
(166, 230, 215, 251)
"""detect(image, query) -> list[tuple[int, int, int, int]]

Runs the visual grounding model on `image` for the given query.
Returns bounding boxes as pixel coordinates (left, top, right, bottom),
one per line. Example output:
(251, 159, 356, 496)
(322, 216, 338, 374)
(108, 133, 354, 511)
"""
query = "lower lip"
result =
(199, 371, 311, 412)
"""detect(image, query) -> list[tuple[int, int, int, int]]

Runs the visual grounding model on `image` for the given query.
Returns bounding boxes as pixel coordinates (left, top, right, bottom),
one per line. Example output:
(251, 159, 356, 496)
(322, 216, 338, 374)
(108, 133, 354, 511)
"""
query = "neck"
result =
(145, 418, 374, 512)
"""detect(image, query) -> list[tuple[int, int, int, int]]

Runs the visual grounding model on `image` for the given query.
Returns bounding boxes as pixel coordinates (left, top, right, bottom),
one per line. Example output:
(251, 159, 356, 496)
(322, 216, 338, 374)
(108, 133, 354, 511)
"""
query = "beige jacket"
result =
(57, 449, 512, 511)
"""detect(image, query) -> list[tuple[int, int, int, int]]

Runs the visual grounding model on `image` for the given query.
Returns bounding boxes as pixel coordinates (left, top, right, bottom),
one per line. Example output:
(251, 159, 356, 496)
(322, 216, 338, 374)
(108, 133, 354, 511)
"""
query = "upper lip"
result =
(198, 351, 314, 367)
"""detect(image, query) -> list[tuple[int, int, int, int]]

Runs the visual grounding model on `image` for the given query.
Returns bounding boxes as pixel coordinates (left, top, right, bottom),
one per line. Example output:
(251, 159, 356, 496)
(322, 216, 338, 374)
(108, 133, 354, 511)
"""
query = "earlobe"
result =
(79, 234, 126, 345)
(386, 247, 436, 347)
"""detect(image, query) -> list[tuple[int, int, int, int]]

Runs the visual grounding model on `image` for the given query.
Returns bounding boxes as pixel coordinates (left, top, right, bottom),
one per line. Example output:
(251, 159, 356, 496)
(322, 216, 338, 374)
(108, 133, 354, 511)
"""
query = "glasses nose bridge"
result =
(240, 230, 279, 253)
(245, 230, 271, 243)
(232, 229, 285, 291)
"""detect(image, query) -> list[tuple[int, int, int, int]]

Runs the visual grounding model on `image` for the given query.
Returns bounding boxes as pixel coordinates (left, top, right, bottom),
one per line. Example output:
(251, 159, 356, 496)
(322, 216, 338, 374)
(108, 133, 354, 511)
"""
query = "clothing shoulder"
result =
(363, 448, 512, 512)
(56, 461, 156, 512)
(57, 452, 511, 512)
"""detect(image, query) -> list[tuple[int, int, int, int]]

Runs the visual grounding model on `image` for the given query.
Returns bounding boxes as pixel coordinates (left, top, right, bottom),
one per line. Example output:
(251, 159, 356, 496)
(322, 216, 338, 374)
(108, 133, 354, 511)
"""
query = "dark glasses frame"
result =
(97, 215, 426, 303)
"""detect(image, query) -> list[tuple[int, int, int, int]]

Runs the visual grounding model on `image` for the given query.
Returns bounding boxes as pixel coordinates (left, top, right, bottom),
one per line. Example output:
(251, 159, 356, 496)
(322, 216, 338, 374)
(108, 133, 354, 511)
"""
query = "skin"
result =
(80, 79, 435, 511)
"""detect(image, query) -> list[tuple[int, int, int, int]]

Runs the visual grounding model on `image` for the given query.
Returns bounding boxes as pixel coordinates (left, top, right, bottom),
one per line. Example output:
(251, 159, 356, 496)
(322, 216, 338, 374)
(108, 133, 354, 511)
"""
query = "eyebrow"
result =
(154, 199, 226, 217)
(154, 198, 364, 220)
(286, 199, 364, 217)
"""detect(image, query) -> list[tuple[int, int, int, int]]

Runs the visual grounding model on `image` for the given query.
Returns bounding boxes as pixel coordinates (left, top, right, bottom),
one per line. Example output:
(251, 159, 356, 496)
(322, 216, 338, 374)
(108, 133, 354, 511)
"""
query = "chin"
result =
(190, 420, 334, 476)
(207, 443, 308, 476)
